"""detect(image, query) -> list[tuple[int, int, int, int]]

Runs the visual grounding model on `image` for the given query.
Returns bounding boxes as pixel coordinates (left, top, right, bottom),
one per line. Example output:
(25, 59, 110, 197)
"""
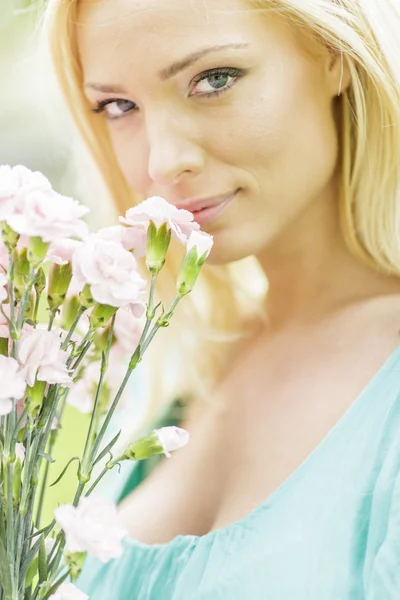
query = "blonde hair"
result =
(43, 0, 400, 437)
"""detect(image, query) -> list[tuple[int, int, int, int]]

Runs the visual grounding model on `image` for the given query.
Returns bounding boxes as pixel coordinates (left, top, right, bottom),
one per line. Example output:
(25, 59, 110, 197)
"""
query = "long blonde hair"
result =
(43, 0, 400, 437)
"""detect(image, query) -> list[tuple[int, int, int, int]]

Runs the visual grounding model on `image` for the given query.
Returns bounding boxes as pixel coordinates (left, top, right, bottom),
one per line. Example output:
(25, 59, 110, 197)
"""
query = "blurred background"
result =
(0, 0, 148, 523)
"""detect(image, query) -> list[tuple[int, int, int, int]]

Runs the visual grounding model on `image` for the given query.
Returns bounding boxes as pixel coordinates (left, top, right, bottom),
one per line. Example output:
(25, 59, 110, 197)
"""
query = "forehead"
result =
(77, 0, 273, 68)
(77, 0, 250, 32)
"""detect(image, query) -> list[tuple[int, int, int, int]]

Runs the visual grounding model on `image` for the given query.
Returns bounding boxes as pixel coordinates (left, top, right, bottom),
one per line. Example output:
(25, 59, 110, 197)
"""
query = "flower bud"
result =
(60, 296, 80, 330)
(176, 231, 213, 297)
(13, 443, 25, 506)
(0, 338, 8, 356)
(13, 247, 30, 294)
(146, 221, 171, 275)
(79, 284, 95, 309)
(47, 262, 73, 310)
(93, 324, 115, 351)
(64, 551, 87, 582)
(89, 303, 118, 329)
(27, 379, 46, 417)
(34, 267, 46, 297)
(122, 426, 189, 461)
(27, 236, 50, 268)
(0, 221, 19, 252)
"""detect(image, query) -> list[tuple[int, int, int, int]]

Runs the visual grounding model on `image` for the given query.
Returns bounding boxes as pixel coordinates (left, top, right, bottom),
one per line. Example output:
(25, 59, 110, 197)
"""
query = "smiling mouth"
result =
(190, 189, 239, 226)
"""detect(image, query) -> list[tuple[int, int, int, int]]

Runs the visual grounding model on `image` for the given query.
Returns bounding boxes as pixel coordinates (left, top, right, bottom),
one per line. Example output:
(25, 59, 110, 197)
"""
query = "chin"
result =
(205, 238, 254, 266)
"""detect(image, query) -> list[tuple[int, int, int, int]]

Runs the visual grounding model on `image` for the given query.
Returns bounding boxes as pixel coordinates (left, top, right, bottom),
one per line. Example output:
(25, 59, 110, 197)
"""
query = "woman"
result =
(45, 0, 400, 597)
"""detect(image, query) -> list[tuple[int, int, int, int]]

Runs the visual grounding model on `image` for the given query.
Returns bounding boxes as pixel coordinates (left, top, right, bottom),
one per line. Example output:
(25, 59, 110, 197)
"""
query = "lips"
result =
(185, 189, 239, 227)
(175, 190, 238, 214)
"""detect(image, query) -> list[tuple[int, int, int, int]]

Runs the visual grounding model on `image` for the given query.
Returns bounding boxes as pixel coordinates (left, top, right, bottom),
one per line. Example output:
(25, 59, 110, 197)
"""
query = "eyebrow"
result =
(85, 43, 249, 93)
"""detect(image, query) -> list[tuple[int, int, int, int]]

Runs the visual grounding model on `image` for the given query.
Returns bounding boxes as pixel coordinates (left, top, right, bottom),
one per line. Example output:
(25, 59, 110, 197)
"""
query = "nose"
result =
(146, 112, 206, 186)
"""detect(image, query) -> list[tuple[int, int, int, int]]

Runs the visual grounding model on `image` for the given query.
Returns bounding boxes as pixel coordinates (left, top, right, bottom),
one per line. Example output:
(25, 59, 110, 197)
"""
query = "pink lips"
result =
(176, 190, 239, 226)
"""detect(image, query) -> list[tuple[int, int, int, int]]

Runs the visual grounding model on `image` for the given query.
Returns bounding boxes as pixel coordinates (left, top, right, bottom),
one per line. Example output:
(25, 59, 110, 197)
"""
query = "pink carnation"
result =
(54, 496, 127, 563)
(7, 189, 89, 243)
(114, 307, 142, 353)
(0, 356, 26, 415)
(72, 238, 146, 310)
(49, 582, 88, 600)
(0, 164, 52, 221)
(18, 329, 72, 387)
(46, 238, 83, 265)
(119, 196, 200, 244)
(94, 225, 147, 259)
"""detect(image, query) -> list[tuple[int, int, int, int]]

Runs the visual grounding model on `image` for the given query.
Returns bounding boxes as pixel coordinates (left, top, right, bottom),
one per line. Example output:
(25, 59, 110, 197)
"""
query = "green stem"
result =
(15, 268, 36, 333)
(34, 430, 56, 529)
(6, 462, 15, 596)
(69, 328, 94, 361)
(61, 306, 86, 350)
(67, 340, 91, 372)
(88, 294, 178, 469)
(78, 318, 115, 483)
(33, 292, 42, 326)
(47, 310, 56, 332)
(88, 366, 134, 469)
(84, 458, 121, 497)
(7, 255, 17, 358)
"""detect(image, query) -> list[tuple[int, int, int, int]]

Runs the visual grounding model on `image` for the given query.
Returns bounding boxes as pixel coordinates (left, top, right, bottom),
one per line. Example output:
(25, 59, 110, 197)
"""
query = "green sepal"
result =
(60, 295, 80, 330)
(26, 380, 47, 417)
(176, 246, 207, 297)
(0, 220, 19, 252)
(89, 303, 118, 329)
(64, 551, 87, 582)
(47, 262, 73, 310)
(146, 221, 171, 275)
(122, 429, 164, 461)
(13, 247, 30, 292)
(34, 267, 47, 296)
(27, 236, 50, 268)
(79, 284, 95, 309)
(0, 337, 8, 356)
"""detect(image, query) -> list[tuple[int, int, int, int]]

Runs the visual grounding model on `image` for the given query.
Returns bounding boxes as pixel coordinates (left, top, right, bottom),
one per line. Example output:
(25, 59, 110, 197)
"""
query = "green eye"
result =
(191, 67, 244, 98)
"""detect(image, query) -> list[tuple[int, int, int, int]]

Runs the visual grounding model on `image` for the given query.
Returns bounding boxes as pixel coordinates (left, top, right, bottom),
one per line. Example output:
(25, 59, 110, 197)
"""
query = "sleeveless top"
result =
(77, 344, 400, 599)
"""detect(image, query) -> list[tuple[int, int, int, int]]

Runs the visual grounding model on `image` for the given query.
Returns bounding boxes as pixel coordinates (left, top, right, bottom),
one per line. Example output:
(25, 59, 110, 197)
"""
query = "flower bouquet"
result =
(0, 165, 213, 600)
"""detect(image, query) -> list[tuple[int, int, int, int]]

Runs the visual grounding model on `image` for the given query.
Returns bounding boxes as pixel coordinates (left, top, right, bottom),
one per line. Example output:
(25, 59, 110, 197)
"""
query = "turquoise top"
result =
(77, 345, 400, 599)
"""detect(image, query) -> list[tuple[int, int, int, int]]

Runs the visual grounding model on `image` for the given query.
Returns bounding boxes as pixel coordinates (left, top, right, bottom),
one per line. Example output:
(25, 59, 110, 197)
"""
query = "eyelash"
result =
(92, 67, 244, 120)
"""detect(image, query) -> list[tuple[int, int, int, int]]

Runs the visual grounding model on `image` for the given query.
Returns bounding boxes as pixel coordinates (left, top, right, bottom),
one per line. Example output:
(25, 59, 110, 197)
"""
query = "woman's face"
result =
(78, 0, 345, 264)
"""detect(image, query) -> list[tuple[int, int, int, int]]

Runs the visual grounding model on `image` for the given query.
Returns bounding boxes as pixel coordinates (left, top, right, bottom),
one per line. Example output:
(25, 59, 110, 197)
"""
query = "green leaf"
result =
(0, 535, 13, 597)
(19, 536, 42, 593)
(92, 430, 122, 467)
(41, 571, 69, 600)
(38, 535, 48, 583)
(24, 556, 38, 589)
(39, 452, 55, 464)
(26, 519, 55, 543)
(50, 456, 81, 487)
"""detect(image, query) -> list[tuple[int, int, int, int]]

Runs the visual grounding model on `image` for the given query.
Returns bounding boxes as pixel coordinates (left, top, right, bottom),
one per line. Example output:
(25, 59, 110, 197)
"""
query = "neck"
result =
(256, 181, 397, 330)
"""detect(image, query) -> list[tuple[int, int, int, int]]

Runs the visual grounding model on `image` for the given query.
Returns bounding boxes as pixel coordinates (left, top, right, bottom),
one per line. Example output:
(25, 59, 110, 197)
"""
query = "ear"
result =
(326, 47, 353, 97)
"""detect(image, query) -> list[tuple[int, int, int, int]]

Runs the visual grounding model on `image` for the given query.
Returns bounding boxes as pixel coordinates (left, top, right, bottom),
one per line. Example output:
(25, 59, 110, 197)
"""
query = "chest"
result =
(118, 329, 398, 544)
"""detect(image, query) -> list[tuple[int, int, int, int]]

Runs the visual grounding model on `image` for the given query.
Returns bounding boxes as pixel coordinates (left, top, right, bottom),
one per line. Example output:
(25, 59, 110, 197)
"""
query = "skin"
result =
(76, 0, 400, 543)
(77, 0, 400, 330)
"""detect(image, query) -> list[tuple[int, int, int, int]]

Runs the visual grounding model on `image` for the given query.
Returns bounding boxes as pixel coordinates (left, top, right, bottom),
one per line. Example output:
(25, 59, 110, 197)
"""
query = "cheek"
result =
(108, 125, 151, 197)
(241, 69, 338, 204)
